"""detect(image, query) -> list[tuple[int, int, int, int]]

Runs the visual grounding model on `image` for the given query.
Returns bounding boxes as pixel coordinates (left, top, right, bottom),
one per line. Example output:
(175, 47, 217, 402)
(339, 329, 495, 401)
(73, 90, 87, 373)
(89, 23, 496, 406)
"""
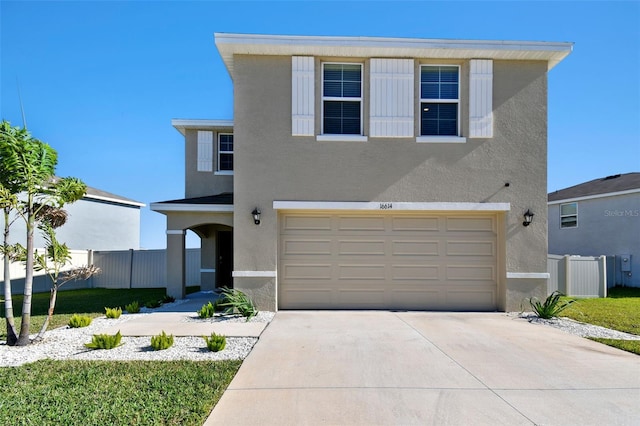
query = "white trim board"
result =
(232, 271, 277, 278)
(548, 188, 640, 205)
(507, 272, 550, 279)
(273, 201, 510, 212)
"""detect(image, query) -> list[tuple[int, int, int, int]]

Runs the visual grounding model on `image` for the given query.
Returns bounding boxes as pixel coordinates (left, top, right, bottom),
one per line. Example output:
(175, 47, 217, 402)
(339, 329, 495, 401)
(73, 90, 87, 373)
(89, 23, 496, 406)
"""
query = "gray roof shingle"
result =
(548, 173, 640, 202)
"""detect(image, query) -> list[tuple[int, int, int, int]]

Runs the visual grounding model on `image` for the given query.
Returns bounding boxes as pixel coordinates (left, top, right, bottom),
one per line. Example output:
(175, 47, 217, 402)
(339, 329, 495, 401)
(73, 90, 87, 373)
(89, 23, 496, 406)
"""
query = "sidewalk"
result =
(100, 292, 267, 338)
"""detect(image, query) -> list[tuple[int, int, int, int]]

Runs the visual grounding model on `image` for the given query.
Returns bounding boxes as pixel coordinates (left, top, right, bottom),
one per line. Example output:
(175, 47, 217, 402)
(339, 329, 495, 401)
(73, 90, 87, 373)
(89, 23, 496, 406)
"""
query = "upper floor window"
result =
(218, 133, 233, 173)
(560, 202, 577, 228)
(420, 65, 460, 136)
(322, 63, 362, 135)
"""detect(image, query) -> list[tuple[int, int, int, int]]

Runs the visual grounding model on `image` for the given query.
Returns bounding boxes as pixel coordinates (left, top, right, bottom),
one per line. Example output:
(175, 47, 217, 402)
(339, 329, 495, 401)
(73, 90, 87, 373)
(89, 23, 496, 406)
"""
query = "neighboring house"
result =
(548, 173, 640, 287)
(152, 33, 572, 312)
(2, 184, 145, 251)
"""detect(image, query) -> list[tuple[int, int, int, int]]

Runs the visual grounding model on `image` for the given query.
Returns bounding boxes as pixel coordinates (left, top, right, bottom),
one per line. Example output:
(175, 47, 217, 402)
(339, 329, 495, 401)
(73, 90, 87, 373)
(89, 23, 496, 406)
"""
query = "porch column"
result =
(166, 229, 186, 299)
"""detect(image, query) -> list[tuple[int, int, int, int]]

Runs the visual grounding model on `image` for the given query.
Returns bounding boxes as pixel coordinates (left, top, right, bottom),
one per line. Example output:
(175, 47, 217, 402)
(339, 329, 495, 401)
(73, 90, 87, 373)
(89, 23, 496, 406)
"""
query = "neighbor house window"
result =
(560, 203, 577, 228)
(420, 65, 460, 136)
(322, 63, 362, 135)
(218, 133, 233, 173)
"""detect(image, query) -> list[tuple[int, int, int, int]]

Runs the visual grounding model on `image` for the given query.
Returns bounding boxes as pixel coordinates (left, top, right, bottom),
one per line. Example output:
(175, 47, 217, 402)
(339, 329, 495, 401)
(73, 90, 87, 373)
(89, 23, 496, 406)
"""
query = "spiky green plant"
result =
(217, 288, 258, 321)
(203, 332, 226, 352)
(530, 291, 575, 319)
(197, 301, 219, 318)
(150, 331, 174, 351)
(85, 331, 122, 350)
(124, 301, 140, 314)
(68, 314, 92, 328)
(162, 294, 175, 304)
(104, 306, 122, 319)
(145, 299, 161, 309)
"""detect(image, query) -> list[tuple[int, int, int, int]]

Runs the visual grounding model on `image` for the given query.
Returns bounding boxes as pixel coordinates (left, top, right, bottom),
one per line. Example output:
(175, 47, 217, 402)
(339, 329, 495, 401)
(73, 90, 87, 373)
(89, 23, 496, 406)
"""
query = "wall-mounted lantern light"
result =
(252, 208, 261, 225)
(523, 209, 534, 227)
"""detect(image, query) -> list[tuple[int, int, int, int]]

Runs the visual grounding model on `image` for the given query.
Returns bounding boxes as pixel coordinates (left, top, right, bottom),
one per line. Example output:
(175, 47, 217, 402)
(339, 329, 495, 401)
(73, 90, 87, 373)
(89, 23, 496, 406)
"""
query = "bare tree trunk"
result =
(16, 203, 34, 346)
(3, 208, 18, 345)
(35, 285, 57, 341)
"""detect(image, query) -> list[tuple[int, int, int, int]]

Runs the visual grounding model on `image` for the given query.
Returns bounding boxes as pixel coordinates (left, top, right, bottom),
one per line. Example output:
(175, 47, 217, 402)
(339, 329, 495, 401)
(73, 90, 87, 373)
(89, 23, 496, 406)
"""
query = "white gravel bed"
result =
(0, 312, 271, 368)
(183, 311, 276, 323)
(516, 312, 640, 340)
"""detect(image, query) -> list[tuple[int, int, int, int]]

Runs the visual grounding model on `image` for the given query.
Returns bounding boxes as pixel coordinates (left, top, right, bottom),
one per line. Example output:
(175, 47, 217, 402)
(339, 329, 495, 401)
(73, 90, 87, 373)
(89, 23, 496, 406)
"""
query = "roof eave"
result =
(171, 119, 234, 136)
(214, 33, 573, 76)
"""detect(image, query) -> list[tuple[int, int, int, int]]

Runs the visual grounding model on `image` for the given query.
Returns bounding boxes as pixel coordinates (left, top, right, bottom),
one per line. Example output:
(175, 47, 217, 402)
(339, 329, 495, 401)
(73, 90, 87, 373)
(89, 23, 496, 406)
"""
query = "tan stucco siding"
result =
(232, 54, 549, 310)
(184, 128, 234, 198)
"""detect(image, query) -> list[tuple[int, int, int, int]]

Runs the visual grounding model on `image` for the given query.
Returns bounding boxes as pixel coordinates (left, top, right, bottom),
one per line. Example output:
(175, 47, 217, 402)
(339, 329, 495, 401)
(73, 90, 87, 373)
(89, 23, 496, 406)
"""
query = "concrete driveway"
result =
(206, 311, 640, 425)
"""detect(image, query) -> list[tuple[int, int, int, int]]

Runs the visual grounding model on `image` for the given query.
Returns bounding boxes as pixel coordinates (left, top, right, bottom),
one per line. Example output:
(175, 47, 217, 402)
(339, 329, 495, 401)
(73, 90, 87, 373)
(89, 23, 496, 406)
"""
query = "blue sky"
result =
(1, 1, 639, 249)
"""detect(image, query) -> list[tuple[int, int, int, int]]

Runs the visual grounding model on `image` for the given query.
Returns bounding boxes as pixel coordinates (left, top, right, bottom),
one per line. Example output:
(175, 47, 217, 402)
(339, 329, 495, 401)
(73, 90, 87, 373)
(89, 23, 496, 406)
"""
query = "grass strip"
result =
(0, 359, 241, 425)
(588, 338, 640, 355)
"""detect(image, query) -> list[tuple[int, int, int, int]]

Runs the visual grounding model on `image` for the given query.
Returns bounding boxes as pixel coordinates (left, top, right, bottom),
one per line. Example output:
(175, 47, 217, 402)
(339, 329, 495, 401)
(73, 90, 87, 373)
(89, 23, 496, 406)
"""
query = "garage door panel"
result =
(446, 290, 496, 310)
(281, 289, 334, 308)
(392, 265, 440, 280)
(338, 289, 385, 306)
(284, 264, 333, 280)
(446, 241, 495, 256)
(447, 265, 495, 281)
(283, 239, 333, 256)
(392, 240, 440, 256)
(392, 216, 440, 231)
(338, 240, 385, 256)
(338, 264, 386, 280)
(338, 216, 386, 231)
(283, 215, 332, 231)
(446, 217, 495, 232)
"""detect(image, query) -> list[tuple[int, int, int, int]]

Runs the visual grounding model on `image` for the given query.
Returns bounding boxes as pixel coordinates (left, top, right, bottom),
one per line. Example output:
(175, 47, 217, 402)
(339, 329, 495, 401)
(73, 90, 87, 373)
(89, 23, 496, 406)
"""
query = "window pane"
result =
(323, 101, 361, 134)
(561, 203, 577, 215)
(561, 217, 577, 228)
(421, 103, 458, 136)
(440, 67, 459, 83)
(219, 153, 233, 171)
(323, 81, 342, 97)
(342, 81, 361, 97)
(421, 67, 440, 83)
(421, 83, 439, 99)
(440, 83, 458, 99)
(421, 66, 459, 100)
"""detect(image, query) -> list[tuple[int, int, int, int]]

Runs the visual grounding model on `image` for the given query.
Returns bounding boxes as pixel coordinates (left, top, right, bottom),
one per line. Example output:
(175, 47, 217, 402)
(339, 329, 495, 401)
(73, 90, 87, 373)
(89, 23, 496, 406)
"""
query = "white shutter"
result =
(369, 58, 414, 137)
(469, 59, 493, 138)
(292, 56, 315, 136)
(197, 131, 213, 172)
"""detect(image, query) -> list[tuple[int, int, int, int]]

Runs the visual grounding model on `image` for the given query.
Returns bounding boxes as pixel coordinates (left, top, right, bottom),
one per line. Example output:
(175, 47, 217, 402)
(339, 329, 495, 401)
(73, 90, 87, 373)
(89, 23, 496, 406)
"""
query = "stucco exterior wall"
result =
(549, 193, 640, 287)
(231, 54, 549, 310)
(184, 128, 234, 198)
(1, 198, 141, 251)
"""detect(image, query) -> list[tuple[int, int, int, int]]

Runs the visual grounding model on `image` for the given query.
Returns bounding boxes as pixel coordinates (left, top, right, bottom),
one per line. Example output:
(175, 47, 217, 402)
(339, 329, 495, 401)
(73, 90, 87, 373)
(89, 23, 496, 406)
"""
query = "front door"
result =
(216, 231, 233, 288)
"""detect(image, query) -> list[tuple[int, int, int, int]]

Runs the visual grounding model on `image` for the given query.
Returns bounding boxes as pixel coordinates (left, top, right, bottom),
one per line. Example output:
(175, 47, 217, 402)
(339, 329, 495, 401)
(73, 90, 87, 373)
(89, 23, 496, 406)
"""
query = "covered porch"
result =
(151, 193, 234, 299)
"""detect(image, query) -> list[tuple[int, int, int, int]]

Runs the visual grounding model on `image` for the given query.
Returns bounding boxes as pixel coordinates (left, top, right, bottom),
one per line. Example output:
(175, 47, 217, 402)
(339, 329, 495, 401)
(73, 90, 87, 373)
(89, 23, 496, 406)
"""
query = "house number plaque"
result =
(379, 203, 393, 210)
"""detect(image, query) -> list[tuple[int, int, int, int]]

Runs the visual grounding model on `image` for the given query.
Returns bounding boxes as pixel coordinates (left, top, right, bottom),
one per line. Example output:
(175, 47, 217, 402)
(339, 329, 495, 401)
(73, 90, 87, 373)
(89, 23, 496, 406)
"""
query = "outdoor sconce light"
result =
(252, 208, 261, 225)
(523, 209, 534, 227)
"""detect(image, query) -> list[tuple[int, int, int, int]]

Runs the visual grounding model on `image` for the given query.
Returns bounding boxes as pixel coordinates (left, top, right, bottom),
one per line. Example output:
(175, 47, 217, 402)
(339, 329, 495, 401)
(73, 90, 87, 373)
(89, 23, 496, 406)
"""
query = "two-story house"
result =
(152, 33, 572, 312)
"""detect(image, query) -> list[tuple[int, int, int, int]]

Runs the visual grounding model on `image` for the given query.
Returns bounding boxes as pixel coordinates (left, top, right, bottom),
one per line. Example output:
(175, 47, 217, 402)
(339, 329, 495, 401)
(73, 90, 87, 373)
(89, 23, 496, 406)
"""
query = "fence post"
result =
(564, 255, 572, 296)
(129, 249, 134, 289)
(599, 255, 607, 298)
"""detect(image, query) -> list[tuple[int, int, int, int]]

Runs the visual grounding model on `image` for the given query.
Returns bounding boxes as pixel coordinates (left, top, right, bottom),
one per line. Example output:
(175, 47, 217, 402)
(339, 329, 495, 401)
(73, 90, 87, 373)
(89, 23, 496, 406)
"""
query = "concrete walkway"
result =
(206, 311, 640, 426)
(101, 292, 267, 338)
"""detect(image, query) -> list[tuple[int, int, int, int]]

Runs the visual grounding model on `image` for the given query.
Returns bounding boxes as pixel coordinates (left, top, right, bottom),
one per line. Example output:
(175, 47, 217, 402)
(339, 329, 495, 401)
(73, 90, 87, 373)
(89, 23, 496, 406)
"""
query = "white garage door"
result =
(279, 212, 498, 311)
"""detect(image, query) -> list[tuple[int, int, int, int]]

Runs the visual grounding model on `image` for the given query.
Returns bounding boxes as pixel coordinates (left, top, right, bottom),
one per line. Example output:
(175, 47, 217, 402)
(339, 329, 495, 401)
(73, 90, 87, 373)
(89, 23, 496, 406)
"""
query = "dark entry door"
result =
(216, 231, 233, 288)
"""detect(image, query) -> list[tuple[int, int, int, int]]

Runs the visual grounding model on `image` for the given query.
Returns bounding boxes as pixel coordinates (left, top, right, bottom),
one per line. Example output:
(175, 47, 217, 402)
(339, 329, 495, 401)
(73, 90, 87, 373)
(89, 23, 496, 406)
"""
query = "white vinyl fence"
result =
(1, 249, 201, 294)
(547, 254, 614, 298)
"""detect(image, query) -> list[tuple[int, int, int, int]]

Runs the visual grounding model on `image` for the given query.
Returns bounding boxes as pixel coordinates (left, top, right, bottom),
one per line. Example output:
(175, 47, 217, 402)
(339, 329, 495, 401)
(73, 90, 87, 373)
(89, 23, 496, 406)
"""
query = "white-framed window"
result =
(560, 202, 578, 228)
(420, 65, 460, 137)
(322, 62, 363, 135)
(217, 133, 233, 174)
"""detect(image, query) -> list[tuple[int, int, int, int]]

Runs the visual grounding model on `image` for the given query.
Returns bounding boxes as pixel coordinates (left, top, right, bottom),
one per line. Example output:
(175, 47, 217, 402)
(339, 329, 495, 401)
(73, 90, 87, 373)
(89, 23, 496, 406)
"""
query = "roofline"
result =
(171, 119, 234, 136)
(84, 193, 146, 208)
(150, 202, 234, 213)
(214, 32, 573, 76)
(548, 188, 640, 205)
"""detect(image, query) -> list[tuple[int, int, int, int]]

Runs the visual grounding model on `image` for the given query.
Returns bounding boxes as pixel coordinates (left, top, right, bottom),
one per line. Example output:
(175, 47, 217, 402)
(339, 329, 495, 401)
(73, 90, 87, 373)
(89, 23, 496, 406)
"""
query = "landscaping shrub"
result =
(124, 301, 140, 314)
(68, 314, 92, 328)
(217, 288, 258, 321)
(197, 301, 220, 318)
(162, 294, 176, 304)
(104, 307, 122, 319)
(530, 291, 575, 319)
(150, 331, 174, 351)
(203, 332, 226, 352)
(145, 300, 162, 309)
(85, 331, 122, 350)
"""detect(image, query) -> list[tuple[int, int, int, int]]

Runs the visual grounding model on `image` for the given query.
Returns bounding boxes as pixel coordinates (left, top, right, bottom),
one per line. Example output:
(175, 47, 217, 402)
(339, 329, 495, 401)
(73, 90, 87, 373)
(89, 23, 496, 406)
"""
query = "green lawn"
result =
(0, 359, 240, 425)
(561, 286, 640, 355)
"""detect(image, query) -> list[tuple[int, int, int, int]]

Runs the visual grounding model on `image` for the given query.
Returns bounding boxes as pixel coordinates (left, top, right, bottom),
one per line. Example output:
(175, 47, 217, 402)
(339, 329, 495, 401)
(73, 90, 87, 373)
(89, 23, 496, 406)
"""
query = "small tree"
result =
(0, 184, 19, 345)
